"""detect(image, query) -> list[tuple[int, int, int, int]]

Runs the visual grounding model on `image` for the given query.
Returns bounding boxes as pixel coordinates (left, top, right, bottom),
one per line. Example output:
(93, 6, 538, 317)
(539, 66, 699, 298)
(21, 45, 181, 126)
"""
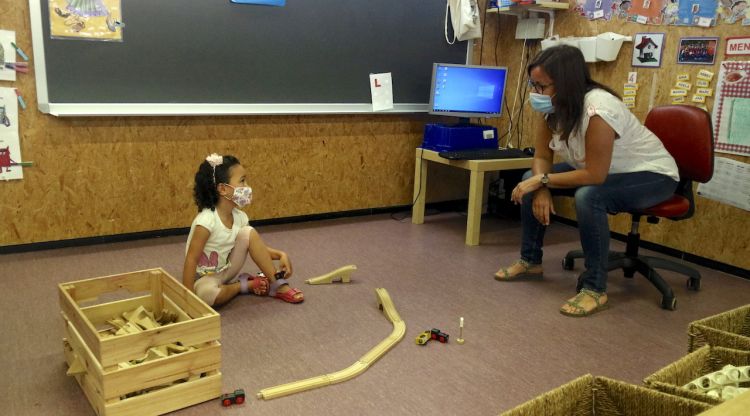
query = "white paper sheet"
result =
(370, 72, 393, 112)
(696, 157, 750, 211)
(0, 30, 18, 82)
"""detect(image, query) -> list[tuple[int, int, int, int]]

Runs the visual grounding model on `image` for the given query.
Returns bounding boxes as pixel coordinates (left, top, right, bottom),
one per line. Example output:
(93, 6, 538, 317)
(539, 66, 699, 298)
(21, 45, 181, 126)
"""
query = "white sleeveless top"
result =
(186, 207, 250, 276)
(548, 89, 679, 181)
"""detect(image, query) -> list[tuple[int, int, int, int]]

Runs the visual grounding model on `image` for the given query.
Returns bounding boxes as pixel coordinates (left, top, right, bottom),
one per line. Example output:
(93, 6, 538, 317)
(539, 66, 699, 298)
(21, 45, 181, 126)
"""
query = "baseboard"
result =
(552, 216, 749, 280)
(0, 228, 190, 255)
(0, 201, 464, 255)
(4, 206, 744, 280)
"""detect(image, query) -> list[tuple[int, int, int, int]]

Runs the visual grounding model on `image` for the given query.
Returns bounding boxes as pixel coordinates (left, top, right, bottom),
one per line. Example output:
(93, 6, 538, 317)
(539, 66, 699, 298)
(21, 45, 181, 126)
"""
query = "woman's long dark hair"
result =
(527, 45, 619, 142)
(193, 155, 240, 211)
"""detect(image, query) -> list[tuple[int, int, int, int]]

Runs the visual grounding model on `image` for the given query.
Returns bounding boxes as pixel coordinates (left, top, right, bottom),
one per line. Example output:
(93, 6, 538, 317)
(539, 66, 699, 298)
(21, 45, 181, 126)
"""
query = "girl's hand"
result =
(278, 251, 293, 278)
(531, 188, 556, 226)
(511, 174, 544, 204)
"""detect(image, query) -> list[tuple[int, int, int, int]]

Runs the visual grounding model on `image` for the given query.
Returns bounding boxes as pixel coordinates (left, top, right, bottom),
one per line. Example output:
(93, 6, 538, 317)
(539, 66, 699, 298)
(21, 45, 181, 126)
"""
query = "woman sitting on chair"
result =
(495, 45, 679, 317)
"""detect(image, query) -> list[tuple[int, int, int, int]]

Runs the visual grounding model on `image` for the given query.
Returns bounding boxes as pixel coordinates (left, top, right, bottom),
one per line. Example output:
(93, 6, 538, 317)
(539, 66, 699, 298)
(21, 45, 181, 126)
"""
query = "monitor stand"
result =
(455, 117, 473, 126)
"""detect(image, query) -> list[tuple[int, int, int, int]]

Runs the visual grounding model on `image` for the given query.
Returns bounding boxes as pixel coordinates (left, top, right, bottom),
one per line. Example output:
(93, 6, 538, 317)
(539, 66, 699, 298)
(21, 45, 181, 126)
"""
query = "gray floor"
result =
(1, 212, 748, 415)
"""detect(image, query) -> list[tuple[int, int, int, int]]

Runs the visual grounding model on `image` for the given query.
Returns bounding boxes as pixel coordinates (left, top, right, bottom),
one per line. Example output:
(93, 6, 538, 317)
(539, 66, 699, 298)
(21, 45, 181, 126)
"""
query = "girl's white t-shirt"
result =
(186, 207, 250, 276)
(548, 89, 679, 182)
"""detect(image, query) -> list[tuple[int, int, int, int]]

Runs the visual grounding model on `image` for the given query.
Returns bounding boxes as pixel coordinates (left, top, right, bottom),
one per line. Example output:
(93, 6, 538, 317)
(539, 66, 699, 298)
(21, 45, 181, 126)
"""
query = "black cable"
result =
(391, 147, 426, 222)
(517, 66, 528, 148)
(479, 4, 489, 66)
(502, 40, 534, 149)
(517, 44, 534, 149)
(496, 100, 513, 145)
(494, 12, 502, 66)
(518, 42, 541, 148)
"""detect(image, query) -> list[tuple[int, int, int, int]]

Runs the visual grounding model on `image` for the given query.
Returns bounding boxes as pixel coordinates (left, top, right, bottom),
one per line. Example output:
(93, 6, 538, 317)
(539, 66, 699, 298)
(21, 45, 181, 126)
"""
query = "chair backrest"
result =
(644, 105, 714, 183)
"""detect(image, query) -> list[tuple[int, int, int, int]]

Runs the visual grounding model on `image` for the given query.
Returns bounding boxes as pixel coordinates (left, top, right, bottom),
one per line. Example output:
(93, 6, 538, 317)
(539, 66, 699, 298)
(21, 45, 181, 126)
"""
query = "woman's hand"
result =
(278, 251, 293, 278)
(531, 188, 556, 226)
(511, 174, 544, 204)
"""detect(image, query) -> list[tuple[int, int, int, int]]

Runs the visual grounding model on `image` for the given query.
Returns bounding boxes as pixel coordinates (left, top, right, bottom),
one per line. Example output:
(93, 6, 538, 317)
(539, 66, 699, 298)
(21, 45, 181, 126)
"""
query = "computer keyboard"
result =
(438, 147, 529, 160)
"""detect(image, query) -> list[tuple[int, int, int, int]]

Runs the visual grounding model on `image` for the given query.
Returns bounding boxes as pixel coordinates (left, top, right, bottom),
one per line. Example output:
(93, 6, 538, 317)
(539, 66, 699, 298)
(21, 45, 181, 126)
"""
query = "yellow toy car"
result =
(415, 330, 431, 345)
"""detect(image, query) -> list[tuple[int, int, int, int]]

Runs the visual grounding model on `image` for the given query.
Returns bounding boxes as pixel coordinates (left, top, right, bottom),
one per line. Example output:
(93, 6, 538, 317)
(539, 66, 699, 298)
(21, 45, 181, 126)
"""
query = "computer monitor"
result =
(428, 63, 508, 121)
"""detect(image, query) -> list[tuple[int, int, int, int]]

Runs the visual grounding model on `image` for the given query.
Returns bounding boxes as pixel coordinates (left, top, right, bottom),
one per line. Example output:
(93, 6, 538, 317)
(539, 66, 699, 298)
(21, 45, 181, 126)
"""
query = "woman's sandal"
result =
(559, 289, 609, 317)
(494, 259, 543, 281)
(237, 273, 269, 296)
(269, 277, 304, 304)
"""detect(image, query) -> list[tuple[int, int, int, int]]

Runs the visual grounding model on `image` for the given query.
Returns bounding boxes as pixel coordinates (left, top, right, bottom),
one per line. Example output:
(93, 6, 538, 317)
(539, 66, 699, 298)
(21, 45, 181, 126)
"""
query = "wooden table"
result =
(411, 148, 533, 246)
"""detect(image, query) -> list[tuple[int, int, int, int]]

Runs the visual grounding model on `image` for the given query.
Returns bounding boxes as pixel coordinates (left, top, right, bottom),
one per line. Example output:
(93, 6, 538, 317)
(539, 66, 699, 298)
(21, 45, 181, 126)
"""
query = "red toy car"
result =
(430, 328, 449, 343)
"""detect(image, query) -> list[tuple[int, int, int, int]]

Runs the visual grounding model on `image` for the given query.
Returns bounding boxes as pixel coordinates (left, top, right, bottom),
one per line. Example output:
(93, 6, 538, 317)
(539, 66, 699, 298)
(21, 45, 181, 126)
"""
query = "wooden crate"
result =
(59, 268, 222, 416)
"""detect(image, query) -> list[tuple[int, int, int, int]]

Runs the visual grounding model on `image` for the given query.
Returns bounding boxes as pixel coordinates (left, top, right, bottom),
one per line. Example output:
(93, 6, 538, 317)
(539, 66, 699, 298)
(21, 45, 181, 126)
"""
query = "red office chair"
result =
(562, 105, 714, 310)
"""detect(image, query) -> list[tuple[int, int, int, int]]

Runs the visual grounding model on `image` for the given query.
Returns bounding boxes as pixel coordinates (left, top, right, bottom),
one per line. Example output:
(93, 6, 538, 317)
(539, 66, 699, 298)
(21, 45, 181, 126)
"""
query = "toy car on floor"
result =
(415, 330, 431, 345)
(430, 328, 449, 343)
(220, 389, 246, 406)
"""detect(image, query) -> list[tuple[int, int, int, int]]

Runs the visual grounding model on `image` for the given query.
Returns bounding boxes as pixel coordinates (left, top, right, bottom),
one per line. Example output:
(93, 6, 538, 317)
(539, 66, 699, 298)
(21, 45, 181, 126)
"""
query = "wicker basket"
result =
(499, 374, 711, 416)
(688, 304, 750, 352)
(644, 345, 750, 405)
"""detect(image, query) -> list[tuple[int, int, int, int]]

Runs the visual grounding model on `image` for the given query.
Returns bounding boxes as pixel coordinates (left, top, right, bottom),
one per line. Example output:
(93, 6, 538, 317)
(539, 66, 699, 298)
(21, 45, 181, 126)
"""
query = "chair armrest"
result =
(668, 180, 694, 221)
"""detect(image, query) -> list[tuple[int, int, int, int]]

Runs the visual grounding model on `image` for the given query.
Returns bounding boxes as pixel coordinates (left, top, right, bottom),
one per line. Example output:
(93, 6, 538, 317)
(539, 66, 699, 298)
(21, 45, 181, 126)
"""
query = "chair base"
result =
(562, 249, 701, 311)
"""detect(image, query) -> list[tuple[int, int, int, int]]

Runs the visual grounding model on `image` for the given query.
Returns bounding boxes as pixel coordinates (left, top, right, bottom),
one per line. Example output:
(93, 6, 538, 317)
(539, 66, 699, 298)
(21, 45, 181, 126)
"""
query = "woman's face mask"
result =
(529, 92, 555, 114)
(223, 184, 253, 208)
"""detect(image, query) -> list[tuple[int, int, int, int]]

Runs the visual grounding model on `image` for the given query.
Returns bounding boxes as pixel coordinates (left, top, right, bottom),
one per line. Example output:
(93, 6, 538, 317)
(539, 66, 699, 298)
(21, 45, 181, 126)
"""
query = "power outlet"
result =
(515, 18, 546, 40)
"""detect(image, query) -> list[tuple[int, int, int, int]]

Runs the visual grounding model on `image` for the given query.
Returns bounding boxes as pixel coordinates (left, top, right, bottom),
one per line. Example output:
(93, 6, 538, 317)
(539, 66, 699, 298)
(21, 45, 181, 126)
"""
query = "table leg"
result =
(412, 150, 428, 224)
(466, 169, 485, 246)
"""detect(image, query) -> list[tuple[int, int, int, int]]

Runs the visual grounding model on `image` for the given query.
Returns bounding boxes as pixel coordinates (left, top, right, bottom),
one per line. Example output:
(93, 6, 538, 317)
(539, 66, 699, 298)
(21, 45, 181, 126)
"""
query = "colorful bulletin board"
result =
(712, 61, 750, 156)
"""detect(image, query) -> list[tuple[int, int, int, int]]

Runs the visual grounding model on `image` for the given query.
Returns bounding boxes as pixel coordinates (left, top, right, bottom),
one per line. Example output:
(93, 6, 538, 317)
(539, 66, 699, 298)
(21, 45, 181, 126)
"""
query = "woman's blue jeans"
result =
(520, 163, 678, 293)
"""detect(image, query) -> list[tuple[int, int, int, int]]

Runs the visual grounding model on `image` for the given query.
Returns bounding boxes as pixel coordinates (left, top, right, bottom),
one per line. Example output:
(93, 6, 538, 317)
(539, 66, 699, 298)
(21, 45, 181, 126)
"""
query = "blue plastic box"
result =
(421, 123, 498, 152)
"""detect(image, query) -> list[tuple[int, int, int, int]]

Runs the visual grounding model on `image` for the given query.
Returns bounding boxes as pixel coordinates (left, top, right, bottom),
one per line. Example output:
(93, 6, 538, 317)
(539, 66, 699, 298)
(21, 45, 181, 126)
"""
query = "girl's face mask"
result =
(529, 92, 555, 114)
(223, 184, 253, 208)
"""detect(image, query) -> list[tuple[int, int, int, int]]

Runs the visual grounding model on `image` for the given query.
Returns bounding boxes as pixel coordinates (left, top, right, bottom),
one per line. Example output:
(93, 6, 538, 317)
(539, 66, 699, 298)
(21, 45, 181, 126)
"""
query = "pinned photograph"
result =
(632, 33, 665, 68)
(677, 37, 719, 65)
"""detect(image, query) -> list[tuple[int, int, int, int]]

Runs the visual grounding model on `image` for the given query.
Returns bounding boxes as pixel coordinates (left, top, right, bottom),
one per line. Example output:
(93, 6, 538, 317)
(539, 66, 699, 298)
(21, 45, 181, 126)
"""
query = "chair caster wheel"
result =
(661, 297, 677, 311)
(562, 257, 574, 271)
(687, 277, 701, 291)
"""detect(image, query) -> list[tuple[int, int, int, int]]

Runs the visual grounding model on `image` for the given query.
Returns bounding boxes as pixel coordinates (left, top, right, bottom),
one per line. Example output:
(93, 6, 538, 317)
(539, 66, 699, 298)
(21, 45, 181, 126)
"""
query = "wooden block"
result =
(306, 265, 357, 285)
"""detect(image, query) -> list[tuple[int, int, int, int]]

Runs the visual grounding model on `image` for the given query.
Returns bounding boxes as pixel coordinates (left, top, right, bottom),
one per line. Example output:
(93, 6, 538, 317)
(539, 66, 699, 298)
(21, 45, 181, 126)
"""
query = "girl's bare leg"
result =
(211, 226, 264, 306)
(213, 282, 241, 306)
(246, 228, 303, 301)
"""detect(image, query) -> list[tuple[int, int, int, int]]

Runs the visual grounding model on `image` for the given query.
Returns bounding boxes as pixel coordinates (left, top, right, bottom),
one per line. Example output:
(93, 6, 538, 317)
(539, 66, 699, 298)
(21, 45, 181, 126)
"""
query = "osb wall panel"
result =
(0, 1, 469, 247)
(1, 110, 467, 244)
(478, 2, 749, 269)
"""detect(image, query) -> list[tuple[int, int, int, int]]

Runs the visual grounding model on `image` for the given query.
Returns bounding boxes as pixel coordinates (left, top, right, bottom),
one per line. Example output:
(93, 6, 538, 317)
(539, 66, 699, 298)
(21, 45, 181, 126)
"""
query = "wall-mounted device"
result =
(515, 18, 546, 39)
(541, 32, 632, 62)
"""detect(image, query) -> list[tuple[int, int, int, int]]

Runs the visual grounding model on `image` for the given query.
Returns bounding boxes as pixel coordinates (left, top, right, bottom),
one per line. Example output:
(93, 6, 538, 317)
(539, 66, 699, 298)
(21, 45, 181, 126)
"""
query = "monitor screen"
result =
(428, 63, 508, 119)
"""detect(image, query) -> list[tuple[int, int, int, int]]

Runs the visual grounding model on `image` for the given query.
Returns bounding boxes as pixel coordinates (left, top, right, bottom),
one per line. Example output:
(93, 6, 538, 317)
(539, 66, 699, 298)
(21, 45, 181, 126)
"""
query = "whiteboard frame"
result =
(29, 0, 472, 117)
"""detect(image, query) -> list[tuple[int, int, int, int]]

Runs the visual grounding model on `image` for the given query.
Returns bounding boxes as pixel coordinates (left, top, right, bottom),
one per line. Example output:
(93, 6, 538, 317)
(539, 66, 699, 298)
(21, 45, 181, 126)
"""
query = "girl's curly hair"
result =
(193, 155, 240, 211)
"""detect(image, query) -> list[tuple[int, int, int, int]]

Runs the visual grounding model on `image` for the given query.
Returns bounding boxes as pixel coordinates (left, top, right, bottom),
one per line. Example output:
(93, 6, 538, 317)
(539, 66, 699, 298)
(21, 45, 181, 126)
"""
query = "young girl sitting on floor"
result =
(183, 153, 303, 307)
